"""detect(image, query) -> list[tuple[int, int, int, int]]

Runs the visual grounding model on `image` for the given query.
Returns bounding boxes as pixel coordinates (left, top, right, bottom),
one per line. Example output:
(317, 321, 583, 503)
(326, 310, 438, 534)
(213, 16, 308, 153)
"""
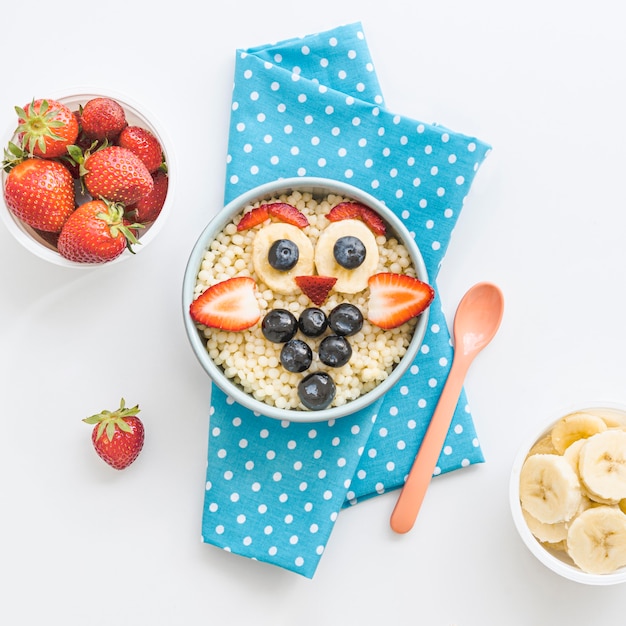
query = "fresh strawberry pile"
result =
(2, 96, 169, 264)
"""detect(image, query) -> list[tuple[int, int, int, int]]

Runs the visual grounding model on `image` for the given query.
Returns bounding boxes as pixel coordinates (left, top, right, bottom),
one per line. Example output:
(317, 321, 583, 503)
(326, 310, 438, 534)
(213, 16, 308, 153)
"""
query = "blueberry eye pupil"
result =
(333, 235, 366, 269)
(268, 239, 299, 271)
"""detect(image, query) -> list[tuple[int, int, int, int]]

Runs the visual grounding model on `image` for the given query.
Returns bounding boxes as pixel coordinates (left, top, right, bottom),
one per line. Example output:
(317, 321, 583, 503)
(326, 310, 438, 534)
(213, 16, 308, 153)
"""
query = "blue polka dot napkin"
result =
(201, 22, 491, 578)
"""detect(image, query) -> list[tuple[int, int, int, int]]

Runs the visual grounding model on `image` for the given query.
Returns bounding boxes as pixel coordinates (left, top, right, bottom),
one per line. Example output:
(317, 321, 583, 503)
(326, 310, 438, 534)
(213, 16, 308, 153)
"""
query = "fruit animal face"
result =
(190, 196, 434, 412)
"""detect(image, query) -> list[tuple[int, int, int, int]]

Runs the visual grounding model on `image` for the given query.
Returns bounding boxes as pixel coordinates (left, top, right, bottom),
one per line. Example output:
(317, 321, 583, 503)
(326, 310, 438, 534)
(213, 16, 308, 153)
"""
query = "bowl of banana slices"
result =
(182, 177, 433, 422)
(510, 403, 626, 584)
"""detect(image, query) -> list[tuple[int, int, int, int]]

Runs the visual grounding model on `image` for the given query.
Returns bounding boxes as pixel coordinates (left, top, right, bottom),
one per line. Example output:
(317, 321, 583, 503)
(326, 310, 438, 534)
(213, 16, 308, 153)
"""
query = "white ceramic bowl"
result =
(510, 402, 626, 585)
(0, 89, 175, 267)
(182, 177, 431, 423)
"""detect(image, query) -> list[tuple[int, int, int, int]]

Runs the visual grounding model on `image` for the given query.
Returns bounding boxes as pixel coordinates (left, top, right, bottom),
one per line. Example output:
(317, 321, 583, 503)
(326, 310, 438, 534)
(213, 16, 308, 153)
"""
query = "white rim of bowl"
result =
(0, 87, 176, 268)
(509, 400, 626, 585)
(182, 176, 430, 423)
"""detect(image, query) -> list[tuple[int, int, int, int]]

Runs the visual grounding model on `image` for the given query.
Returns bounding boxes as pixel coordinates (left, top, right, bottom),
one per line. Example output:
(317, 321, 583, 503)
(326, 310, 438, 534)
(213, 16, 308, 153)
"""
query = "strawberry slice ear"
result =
(326, 202, 361, 221)
(295, 275, 337, 306)
(189, 276, 261, 331)
(266, 202, 309, 228)
(326, 201, 386, 236)
(236, 206, 270, 231)
(236, 202, 309, 230)
(367, 272, 434, 329)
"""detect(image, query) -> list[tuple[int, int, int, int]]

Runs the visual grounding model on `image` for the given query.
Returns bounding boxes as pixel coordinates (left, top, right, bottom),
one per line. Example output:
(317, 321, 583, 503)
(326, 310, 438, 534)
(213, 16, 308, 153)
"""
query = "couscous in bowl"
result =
(182, 177, 432, 423)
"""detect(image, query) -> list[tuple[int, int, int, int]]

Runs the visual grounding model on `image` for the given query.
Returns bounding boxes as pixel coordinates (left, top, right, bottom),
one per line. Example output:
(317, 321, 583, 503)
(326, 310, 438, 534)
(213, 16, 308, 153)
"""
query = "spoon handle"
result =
(390, 356, 469, 534)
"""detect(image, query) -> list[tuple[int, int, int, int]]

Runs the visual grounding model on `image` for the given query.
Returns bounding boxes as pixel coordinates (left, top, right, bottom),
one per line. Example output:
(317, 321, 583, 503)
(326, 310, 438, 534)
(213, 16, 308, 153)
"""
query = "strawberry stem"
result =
(96, 198, 144, 252)
(83, 397, 141, 442)
(1, 141, 27, 172)
(15, 99, 66, 156)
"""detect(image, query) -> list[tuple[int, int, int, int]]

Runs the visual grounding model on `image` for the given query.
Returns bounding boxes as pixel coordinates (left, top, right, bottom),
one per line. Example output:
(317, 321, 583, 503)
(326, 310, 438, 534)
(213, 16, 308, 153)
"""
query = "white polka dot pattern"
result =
(201, 22, 491, 579)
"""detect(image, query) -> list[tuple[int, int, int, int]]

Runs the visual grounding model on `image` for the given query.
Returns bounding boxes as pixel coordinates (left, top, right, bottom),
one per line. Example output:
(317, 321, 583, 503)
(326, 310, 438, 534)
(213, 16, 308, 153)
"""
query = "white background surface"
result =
(1, 1, 625, 624)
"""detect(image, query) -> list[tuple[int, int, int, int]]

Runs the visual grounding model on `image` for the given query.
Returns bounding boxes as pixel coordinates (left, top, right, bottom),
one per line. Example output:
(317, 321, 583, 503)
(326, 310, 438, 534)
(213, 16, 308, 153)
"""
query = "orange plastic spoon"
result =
(390, 282, 504, 534)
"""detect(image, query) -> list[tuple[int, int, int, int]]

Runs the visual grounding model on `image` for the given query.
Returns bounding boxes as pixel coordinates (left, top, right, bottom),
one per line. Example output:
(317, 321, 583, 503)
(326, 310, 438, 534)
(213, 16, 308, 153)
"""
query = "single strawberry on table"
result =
(15, 98, 79, 158)
(80, 97, 127, 141)
(117, 125, 163, 173)
(189, 276, 261, 331)
(3, 157, 75, 232)
(83, 145, 154, 205)
(83, 398, 144, 470)
(57, 198, 142, 263)
(367, 272, 435, 329)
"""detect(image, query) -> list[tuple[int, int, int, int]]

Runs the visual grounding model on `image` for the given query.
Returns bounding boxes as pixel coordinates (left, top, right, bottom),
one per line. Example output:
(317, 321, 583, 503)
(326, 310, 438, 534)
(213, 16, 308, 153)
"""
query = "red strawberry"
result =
(237, 205, 269, 231)
(83, 398, 144, 470)
(117, 125, 163, 173)
(266, 202, 309, 228)
(189, 276, 261, 331)
(295, 275, 337, 306)
(327, 201, 386, 236)
(57, 199, 141, 263)
(126, 170, 168, 223)
(15, 98, 79, 158)
(83, 146, 153, 204)
(358, 204, 386, 236)
(80, 97, 127, 141)
(326, 202, 361, 222)
(3, 158, 75, 232)
(367, 272, 434, 329)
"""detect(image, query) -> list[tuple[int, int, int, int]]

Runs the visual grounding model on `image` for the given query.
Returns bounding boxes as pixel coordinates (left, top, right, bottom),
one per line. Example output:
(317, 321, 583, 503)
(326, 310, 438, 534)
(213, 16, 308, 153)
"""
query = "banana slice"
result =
(578, 430, 626, 502)
(550, 411, 607, 454)
(541, 539, 568, 553)
(314, 219, 379, 294)
(566, 506, 626, 574)
(528, 433, 558, 456)
(522, 508, 568, 543)
(251, 222, 314, 294)
(519, 453, 582, 524)
(562, 437, 586, 472)
(585, 408, 626, 429)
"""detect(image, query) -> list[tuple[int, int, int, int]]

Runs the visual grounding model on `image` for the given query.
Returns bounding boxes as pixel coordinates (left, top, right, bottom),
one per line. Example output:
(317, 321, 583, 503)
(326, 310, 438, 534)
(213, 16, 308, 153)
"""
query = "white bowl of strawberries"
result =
(0, 91, 174, 266)
(182, 177, 433, 422)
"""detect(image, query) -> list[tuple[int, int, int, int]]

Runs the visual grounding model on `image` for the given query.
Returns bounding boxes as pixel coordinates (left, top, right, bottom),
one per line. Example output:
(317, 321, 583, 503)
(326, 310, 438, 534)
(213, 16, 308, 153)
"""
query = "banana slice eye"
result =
(252, 223, 314, 294)
(315, 219, 379, 294)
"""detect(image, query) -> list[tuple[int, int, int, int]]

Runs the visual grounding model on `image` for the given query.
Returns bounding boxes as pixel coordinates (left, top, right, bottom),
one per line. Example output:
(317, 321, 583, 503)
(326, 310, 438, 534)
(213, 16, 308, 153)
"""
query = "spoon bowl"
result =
(390, 282, 504, 533)
(455, 282, 505, 357)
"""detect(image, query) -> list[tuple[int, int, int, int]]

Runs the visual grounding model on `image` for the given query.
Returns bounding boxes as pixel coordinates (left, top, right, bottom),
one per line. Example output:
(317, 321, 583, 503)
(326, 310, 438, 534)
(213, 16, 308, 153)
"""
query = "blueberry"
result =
(280, 339, 313, 373)
(298, 307, 328, 337)
(268, 239, 299, 271)
(298, 371, 336, 410)
(328, 303, 363, 337)
(333, 235, 366, 269)
(261, 309, 297, 343)
(318, 335, 352, 368)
